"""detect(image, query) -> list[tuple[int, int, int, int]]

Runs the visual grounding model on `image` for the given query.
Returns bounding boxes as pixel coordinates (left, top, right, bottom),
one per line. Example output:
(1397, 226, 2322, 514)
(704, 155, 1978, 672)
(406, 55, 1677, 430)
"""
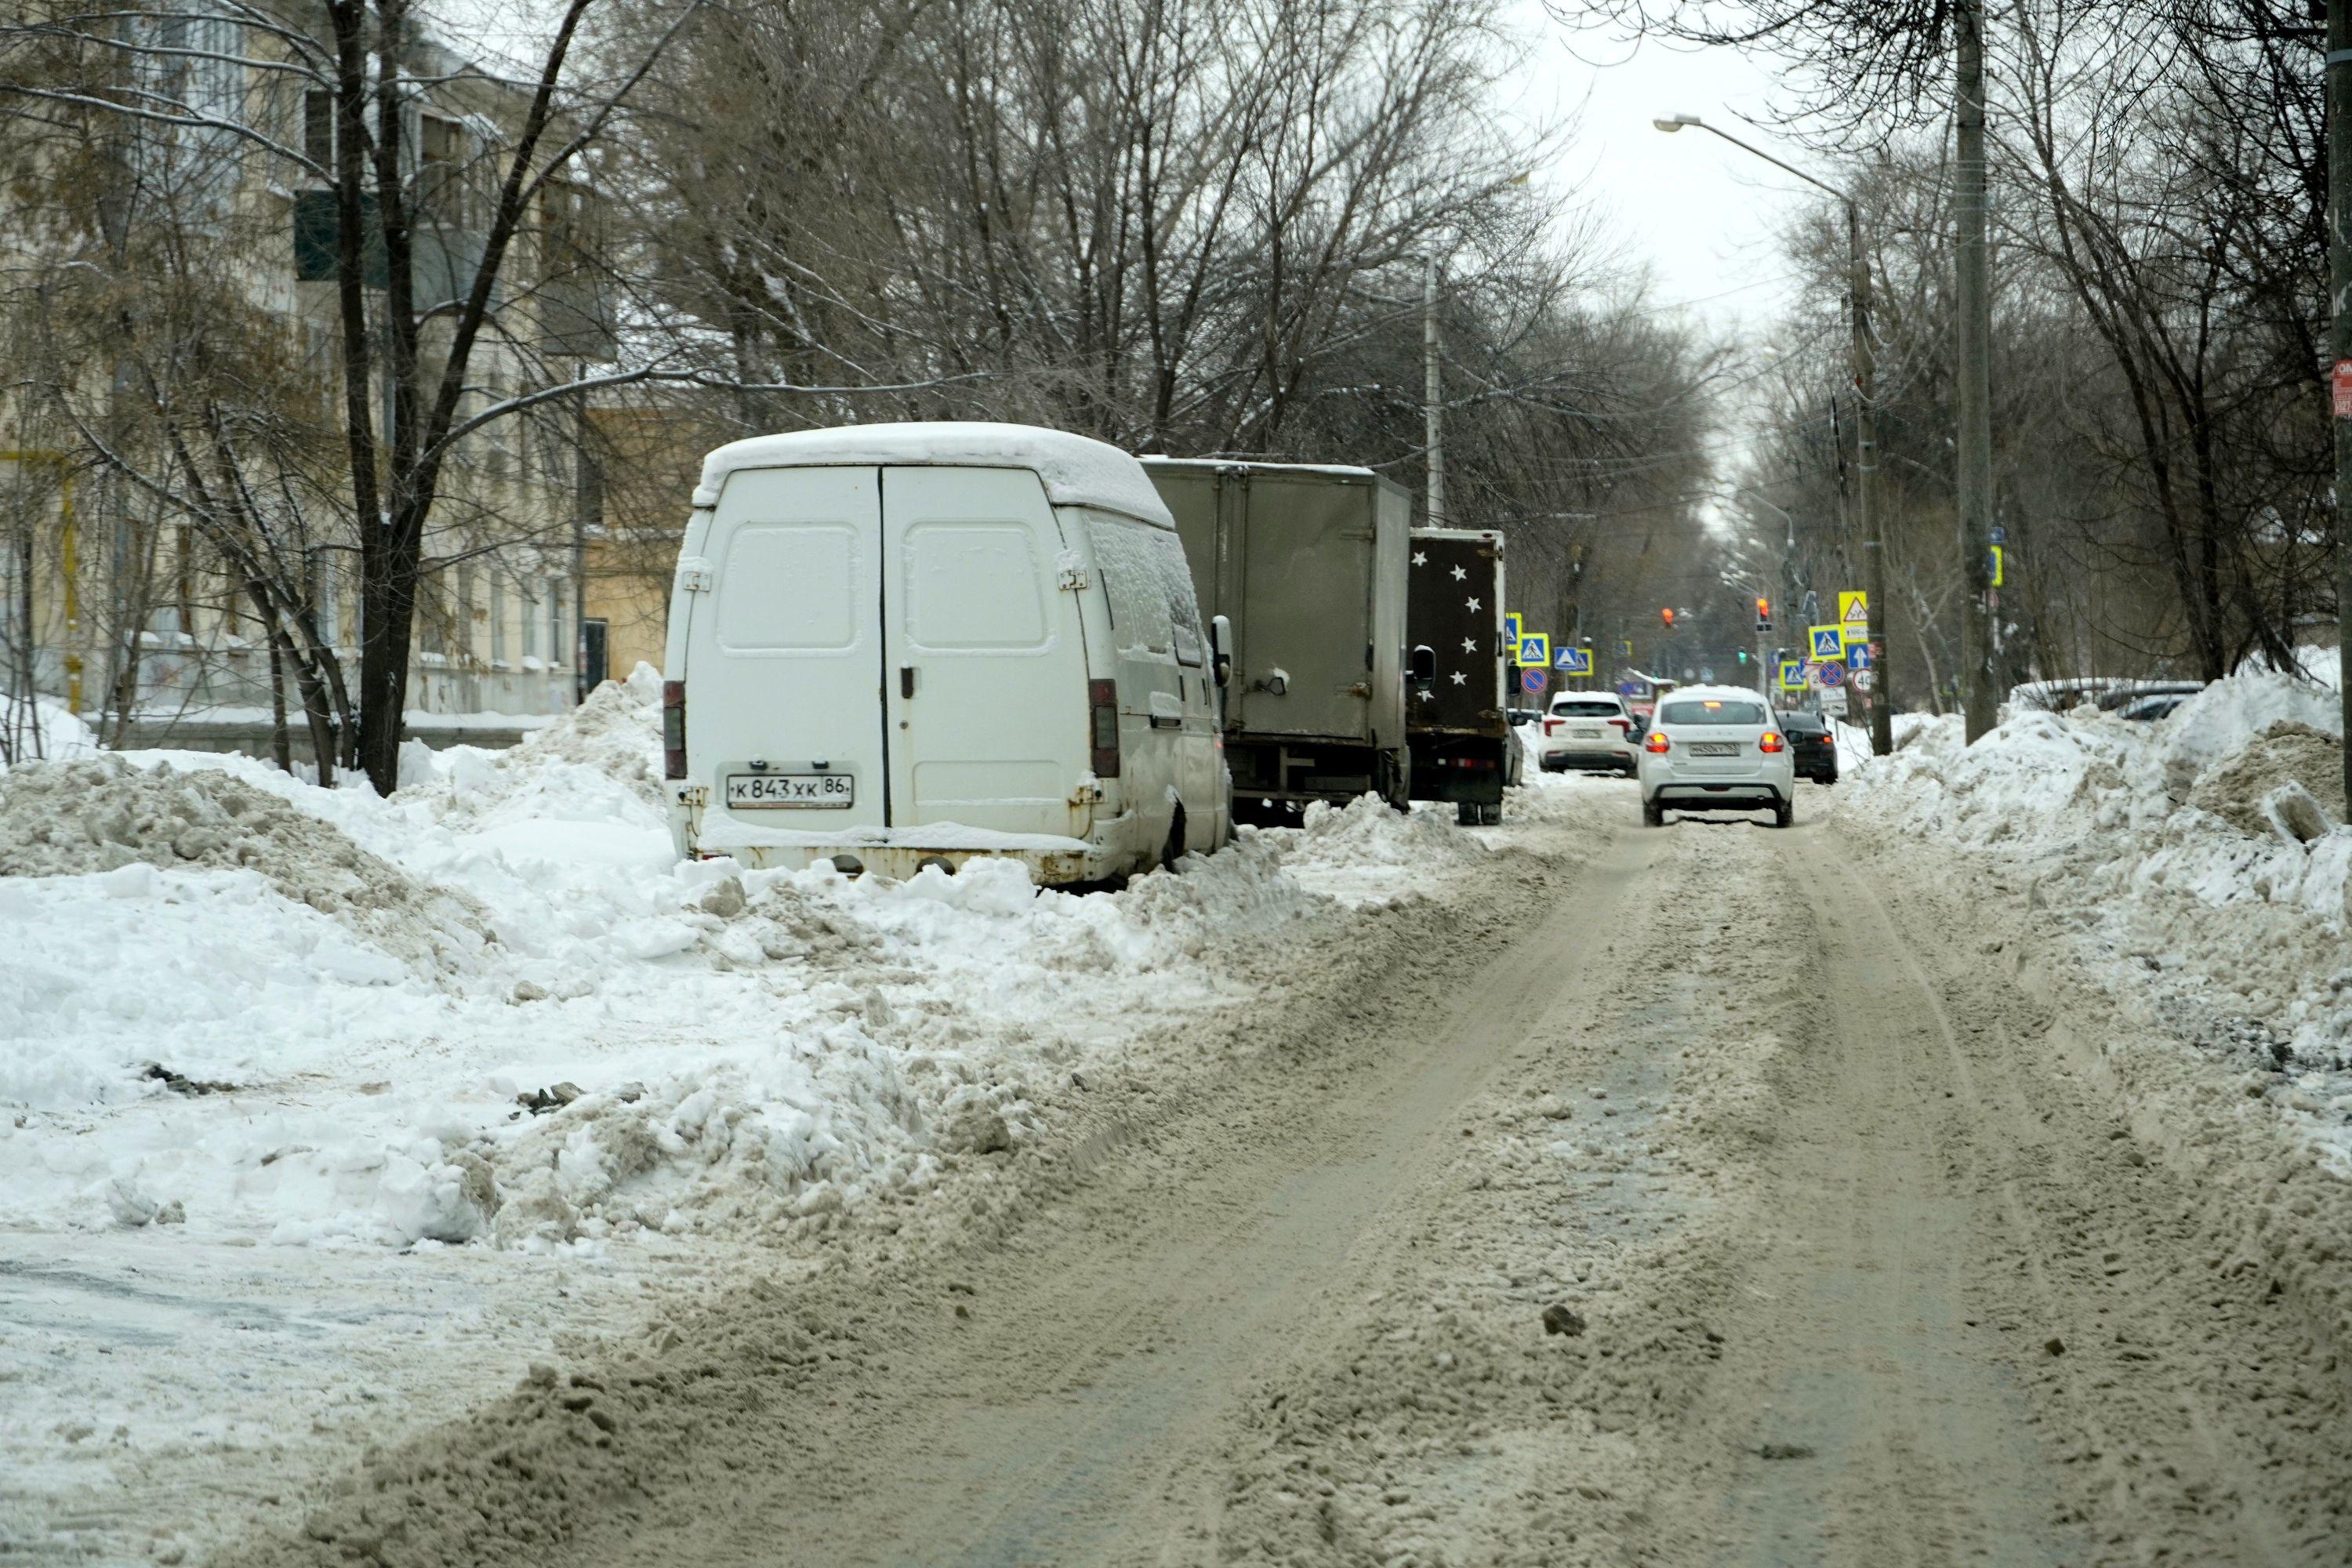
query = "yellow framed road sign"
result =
(1838, 590, 1868, 627)
(1777, 659, 1806, 691)
(1517, 633, 1551, 669)
(1504, 612, 1523, 649)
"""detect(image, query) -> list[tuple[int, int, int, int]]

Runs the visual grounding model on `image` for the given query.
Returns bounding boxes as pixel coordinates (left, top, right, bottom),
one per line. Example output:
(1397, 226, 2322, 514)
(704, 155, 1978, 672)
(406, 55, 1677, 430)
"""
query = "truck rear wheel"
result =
(1161, 807, 1187, 872)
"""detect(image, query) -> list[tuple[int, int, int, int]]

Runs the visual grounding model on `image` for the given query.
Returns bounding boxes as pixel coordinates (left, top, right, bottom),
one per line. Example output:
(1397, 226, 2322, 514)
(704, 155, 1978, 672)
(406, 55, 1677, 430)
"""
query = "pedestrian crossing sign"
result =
(1777, 659, 1806, 691)
(1809, 626, 1844, 659)
(1517, 633, 1551, 669)
(1504, 612, 1523, 648)
(1555, 646, 1593, 675)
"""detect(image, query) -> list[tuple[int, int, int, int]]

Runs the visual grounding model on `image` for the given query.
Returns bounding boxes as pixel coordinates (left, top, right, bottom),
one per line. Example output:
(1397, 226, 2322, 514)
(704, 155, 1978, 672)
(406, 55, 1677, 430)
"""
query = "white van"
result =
(662, 423, 1232, 884)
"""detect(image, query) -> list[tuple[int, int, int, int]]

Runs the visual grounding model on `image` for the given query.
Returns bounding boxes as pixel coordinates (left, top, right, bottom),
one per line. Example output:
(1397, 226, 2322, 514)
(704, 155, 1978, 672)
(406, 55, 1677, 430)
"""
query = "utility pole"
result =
(1955, 0, 1998, 743)
(1424, 253, 1445, 526)
(1849, 202, 1891, 757)
(2332, 0, 2352, 808)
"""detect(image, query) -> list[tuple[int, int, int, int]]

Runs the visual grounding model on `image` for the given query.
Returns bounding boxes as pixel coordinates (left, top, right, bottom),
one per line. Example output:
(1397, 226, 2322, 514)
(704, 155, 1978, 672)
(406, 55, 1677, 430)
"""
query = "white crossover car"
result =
(1637, 686, 1796, 828)
(1537, 691, 1637, 775)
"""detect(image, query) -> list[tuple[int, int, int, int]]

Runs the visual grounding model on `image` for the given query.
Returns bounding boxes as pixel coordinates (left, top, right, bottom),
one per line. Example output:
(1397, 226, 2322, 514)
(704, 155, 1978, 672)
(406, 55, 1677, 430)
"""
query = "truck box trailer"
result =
(1141, 459, 1410, 818)
(1404, 527, 1512, 824)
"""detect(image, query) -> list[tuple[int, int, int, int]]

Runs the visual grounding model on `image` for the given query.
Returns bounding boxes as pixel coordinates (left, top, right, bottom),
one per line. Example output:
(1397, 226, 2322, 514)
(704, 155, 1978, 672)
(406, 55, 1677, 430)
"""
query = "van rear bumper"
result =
(673, 811, 1117, 886)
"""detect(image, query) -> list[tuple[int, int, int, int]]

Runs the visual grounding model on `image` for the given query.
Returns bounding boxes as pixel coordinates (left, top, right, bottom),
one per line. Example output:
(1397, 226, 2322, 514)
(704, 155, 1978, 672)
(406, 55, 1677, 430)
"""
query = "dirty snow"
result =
(0, 665, 1520, 1558)
(1836, 661, 2352, 1172)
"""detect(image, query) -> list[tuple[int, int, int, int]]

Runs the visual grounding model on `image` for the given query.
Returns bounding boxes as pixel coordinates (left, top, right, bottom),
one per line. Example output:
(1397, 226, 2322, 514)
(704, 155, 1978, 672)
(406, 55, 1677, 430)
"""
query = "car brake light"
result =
(662, 680, 687, 779)
(1609, 717, 1630, 732)
(1089, 678, 1122, 777)
(1759, 730, 1785, 753)
(1544, 719, 1562, 736)
(1644, 731, 1669, 753)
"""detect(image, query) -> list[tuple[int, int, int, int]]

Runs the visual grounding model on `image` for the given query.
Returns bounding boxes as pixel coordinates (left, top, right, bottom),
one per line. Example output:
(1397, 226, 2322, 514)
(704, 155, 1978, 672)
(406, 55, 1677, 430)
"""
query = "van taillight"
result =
(1644, 730, 1669, 753)
(1089, 678, 1121, 777)
(662, 680, 687, 779)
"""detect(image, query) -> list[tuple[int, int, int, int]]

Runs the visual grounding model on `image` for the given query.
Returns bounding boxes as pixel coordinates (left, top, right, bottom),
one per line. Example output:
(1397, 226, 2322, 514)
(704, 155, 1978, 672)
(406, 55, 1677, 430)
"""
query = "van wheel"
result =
(1160, 808, 1186, 873)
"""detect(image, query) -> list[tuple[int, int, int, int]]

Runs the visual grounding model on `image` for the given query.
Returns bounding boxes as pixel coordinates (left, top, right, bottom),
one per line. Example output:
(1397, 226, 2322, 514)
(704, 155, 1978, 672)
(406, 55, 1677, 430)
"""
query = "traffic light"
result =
(1737, 649, 1749, 665)
(1755, 597, 1771, 632)
(1661, 607, 1676, 632)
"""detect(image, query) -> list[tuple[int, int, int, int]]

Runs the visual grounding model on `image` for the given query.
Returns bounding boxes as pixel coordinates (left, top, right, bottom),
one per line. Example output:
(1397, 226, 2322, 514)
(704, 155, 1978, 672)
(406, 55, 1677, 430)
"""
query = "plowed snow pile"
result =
(0, 755, 492, 971)
(1838, 662, 2352, 1170)
(0, 670, 1480, 1250)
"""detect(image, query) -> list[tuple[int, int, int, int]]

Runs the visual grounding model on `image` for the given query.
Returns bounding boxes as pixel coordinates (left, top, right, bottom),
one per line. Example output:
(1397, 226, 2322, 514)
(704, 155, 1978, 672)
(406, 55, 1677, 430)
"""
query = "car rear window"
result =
(1778, 713, 1828, 733)
(1661, 699, 1766, 726)
(1550, 701, 1621, 717)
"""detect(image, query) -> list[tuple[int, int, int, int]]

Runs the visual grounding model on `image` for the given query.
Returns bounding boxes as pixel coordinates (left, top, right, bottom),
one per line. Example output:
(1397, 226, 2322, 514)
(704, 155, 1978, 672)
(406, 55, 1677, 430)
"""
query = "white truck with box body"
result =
(662, 423, 1231, 884)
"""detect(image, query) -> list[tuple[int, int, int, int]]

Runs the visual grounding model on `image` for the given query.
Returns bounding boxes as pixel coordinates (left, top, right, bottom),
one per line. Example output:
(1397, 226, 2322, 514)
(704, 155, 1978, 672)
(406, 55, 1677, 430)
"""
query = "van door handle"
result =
(900, 666, 916, 699)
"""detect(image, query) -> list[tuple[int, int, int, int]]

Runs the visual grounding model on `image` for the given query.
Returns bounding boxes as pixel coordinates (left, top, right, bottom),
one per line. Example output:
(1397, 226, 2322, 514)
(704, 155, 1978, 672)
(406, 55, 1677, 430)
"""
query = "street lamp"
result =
(1653, 112, 1891, 758)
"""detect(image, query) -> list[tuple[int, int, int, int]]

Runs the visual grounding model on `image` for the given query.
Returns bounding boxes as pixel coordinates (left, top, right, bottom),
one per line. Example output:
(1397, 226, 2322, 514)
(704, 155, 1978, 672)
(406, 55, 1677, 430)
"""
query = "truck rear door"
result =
(1239, 472, 1373, 740)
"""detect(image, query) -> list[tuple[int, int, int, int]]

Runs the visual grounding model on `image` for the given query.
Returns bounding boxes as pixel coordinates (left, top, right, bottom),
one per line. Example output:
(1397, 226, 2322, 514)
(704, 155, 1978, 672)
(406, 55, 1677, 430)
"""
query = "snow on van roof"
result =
(693, 423, 1175, 525)
(1137, 456, 1381, 481)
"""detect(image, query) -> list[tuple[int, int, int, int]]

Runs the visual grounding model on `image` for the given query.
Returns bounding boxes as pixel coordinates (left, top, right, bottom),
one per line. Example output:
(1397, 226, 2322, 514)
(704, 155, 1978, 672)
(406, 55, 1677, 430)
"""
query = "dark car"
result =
(1776, 709, 1838, 785)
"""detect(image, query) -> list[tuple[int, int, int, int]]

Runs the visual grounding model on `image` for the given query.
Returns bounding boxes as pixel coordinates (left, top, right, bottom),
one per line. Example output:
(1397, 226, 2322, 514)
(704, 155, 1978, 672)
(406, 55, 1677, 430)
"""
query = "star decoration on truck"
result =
(1451, 564, 1467, 581)
(1450, 671, 1467, 684)
(1412, 550, 1427, 567)
(1466, 597, 1481, 612)
(1461, 637, 1477, 653)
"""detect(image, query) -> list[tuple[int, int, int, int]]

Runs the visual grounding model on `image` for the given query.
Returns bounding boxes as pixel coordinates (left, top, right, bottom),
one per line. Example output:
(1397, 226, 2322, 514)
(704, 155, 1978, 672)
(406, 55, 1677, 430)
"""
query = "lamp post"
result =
(1424, 253, 1445, 526)
(1653, 113, 1890, 758)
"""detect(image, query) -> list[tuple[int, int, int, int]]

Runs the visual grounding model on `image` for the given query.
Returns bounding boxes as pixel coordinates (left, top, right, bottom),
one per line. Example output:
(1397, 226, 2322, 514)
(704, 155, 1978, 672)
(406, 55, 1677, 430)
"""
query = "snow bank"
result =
(0, 678, 1487, 1251)
(1838, 668, 2352, 1169)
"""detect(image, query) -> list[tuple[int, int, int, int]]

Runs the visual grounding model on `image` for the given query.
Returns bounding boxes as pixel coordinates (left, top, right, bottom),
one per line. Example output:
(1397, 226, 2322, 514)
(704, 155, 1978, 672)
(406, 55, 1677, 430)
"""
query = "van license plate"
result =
(1690, 742, 1738, 757)
(726, 772, 853, 808)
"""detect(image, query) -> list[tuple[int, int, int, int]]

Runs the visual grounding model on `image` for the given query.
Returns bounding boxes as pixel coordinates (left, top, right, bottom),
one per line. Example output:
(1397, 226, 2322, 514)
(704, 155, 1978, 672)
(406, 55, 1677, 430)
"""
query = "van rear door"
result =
(696, 465, 888, 831)
(881, 466, 1088, 837)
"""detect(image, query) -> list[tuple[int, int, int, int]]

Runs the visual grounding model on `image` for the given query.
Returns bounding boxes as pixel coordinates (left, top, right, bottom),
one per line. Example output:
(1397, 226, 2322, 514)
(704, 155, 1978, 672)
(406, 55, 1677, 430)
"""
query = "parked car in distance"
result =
(1775, 709, 1838, 784)
(2117, 692, 2191, 722)
(2094, 680, 2203, 713)
(1538, 691, 1637, 775)
(1507, 706, 1543, 728)
(664, 422, 1232, 885)
(1638, 686, 1795, 828)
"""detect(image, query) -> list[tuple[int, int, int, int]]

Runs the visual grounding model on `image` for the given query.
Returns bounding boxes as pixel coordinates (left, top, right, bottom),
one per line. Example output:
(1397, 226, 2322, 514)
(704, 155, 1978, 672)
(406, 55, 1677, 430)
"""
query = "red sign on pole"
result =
(2332, 360, 2352, 419)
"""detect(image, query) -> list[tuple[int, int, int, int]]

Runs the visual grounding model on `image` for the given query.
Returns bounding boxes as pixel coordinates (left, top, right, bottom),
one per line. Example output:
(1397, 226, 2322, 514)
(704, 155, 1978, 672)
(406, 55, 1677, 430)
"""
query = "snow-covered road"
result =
(10, 668, 2352, 1565)
(202, 781, 2350, 1568)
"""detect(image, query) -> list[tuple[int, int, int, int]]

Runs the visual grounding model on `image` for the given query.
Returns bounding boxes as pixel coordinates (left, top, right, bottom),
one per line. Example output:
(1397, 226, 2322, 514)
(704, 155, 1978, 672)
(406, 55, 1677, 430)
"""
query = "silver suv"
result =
(1636, 686, 1795, 828)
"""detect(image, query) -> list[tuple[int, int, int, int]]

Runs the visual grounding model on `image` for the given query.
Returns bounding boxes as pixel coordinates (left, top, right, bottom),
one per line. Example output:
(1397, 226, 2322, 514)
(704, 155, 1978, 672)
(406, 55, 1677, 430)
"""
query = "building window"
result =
(303, 90, 335, 169)
(488, 573, 506, 665)
(419, 113, 472, 228)
(547, 578, 567, 669)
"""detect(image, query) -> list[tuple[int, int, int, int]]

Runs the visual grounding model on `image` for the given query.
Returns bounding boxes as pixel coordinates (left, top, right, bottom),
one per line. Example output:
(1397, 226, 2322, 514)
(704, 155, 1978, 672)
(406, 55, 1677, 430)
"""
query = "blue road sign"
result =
(1846, 641, 1875, 671)
(1555, 647, 1593, 675)
(1817, 661, 1845, 687)
(1809, 626, 1844, 659)
(1521, 667, 1549, 695)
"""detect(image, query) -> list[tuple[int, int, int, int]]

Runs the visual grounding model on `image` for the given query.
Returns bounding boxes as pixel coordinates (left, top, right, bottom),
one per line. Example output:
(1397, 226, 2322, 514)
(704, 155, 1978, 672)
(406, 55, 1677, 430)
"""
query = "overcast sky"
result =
(1501, 7, 1828, 337)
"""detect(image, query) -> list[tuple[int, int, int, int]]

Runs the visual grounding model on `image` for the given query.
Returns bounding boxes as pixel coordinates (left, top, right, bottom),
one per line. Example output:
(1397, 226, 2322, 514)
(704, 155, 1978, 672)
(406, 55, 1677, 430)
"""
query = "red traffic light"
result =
(1661, 607, 1675, 628)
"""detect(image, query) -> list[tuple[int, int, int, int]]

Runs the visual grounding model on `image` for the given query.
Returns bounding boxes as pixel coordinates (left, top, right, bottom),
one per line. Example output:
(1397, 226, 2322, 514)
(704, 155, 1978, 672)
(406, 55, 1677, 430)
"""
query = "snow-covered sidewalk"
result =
(1831, 662, 2352, 1173)
(0, 670, 1548, 1559)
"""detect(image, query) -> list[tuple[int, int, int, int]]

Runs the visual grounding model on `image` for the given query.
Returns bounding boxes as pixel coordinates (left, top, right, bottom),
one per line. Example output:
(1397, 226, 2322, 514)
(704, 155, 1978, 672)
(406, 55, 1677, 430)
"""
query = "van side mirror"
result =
(1210, 614, 1233, 689)
(1410, 644, 1436, 695)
